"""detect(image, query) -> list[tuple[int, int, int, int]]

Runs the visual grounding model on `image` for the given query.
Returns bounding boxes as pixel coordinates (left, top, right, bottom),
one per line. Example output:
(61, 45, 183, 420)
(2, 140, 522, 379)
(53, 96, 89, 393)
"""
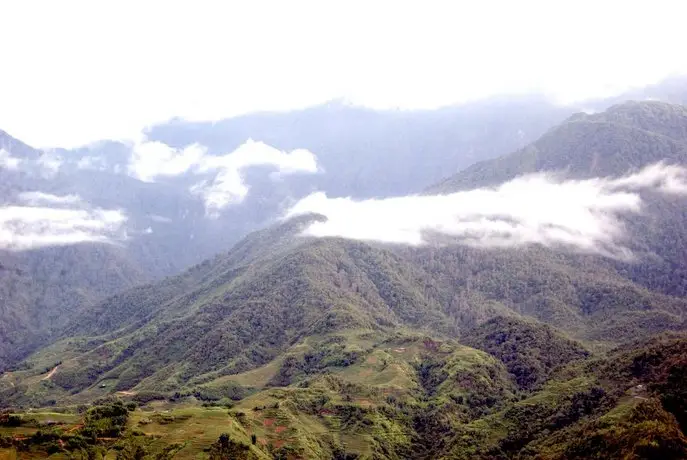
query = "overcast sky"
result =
(2, 0, 686, 148)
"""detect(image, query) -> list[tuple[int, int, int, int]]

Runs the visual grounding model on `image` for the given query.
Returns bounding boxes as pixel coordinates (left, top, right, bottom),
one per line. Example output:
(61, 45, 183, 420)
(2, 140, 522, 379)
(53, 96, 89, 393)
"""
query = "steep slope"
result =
(430, 101, 687, 192)
(437, 333, 687, 460)
(404, 245, 687, 345)
(429, 100, 687, 297)
(43, 238, 458, 397)
(3, 95, 567, 376)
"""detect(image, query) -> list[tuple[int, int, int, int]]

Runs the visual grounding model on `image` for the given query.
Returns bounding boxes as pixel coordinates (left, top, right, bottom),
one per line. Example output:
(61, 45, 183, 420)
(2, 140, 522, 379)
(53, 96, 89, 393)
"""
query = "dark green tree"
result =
(208, 433, 252, 460)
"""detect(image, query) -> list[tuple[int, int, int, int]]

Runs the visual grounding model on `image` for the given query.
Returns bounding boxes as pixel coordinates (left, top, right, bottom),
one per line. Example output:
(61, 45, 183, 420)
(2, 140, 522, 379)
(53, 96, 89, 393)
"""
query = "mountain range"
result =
(0, 94, 577, 368)
(2, 80, 687, 458)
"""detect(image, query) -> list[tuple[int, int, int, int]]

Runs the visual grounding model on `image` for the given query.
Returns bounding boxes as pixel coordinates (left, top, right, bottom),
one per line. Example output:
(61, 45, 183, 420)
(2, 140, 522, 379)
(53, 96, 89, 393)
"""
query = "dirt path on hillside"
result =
(67, 424, 84, 433)
(115, 390, 137, 396)
(42, 365, 59, 380)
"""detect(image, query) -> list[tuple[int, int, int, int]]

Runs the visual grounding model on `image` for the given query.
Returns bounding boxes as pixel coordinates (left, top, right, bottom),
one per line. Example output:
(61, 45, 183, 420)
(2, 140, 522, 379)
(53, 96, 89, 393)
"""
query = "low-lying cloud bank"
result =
(286, 163, 687, 258)
(128, 138, 319, 215)
(18, 191, 84, 207)
(0, 193, 127, 251)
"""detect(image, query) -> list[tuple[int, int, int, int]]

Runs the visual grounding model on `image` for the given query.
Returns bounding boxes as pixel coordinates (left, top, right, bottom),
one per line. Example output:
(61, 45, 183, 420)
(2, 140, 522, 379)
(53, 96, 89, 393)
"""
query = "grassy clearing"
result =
(336, 348, 418, 389)
(127, 401, 353, 459)
(132, 405, 269, 459)
(207, 358, 283, 389)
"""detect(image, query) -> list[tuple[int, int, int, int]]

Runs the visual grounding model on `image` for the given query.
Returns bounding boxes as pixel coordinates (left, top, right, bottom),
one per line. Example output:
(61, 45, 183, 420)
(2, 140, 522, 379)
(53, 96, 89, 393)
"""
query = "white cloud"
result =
(127, 138, 319, 215)
(610, 162, 687, 194)
(0, 149, 21, 170)
(286, 163, 687, 258)
(128, 141, 207, 182)
(2, 1, 687, 148)
(18, 192, 84, 207)
(36, 152, 63, 177)
(0, 205, 127, 251)
(192, 140, 319, 215)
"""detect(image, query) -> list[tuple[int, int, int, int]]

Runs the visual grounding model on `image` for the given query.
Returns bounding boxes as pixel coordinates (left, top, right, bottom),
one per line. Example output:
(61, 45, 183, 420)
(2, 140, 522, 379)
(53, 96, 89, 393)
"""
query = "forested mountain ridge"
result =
(0, 244, 148, 370)
(428, 100, 687, 298)
(429, 100, 687, 192)
(462, 316, 591, 390)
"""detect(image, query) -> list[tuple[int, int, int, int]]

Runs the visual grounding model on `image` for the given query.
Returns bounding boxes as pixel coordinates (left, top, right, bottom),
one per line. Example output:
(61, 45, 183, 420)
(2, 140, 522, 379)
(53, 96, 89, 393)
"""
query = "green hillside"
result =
(2, 331, 686, 458)
(5, 223, 685, 409)
(0, 244, 147, 371)
(463, 316, 590, 391)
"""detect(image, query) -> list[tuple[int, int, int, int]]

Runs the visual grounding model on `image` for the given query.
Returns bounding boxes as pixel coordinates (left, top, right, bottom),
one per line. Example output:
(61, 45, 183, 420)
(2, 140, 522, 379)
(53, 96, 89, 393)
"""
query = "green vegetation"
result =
(4, 334, 687, 459)
(207, 433, 253, 459)
(463, 316, 590, 390)
(0, 244, 147, 371)
(6, 224, 686, 410)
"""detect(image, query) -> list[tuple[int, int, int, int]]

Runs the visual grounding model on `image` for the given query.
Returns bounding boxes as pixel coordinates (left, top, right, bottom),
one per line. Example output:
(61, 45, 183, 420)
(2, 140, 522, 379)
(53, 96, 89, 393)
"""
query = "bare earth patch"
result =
(355, 398, 374, 407)
(67, 424, 84, 433)
(41, 365, 60, 380)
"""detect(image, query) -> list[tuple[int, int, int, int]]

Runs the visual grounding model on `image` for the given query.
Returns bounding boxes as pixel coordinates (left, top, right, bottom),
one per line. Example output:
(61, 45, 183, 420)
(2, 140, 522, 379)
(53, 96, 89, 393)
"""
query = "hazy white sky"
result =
(2, 0, 686, 148)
